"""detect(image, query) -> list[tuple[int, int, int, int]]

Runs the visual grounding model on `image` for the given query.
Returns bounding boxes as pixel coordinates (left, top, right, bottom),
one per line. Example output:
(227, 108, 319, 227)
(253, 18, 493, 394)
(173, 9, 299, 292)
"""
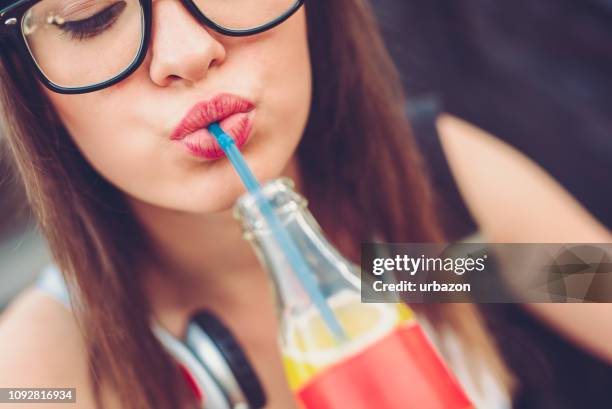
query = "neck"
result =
(128, 158, 303, 334)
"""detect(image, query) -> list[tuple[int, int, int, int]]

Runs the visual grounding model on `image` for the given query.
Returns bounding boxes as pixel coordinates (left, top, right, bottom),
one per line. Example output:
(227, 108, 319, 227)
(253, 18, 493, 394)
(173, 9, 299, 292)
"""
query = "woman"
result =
(0, 0, 511, 408)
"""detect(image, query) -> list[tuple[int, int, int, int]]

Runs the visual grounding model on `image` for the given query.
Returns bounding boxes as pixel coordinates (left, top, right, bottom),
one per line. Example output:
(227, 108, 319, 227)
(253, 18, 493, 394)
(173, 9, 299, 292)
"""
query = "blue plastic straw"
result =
(209, 123, 346, 342)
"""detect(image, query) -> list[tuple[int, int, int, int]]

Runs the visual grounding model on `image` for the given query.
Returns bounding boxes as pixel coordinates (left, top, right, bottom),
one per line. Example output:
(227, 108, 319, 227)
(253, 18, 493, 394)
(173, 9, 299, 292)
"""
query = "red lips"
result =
(171, 93, 255, 159)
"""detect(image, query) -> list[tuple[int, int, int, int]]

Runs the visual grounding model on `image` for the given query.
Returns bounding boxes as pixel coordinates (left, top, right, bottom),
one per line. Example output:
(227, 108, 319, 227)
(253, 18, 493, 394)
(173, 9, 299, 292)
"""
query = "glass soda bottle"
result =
(234, 178, 474, 409)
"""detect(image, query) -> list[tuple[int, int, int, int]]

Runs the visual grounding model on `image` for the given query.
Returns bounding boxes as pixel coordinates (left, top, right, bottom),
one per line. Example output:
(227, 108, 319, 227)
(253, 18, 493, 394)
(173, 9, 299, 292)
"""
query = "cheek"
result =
(278, 18, 312, 129)
(241, 10, 312, 183)
(271, 10, 312, 119)
(239, 9, 311, 137)
(44, 92, 110, 157)
(43, 88, 153, 186)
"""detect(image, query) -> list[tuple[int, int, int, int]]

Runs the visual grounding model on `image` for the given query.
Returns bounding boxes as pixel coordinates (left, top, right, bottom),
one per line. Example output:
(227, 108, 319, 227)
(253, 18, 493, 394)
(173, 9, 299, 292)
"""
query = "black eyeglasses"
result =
(0, 0, 304, 94)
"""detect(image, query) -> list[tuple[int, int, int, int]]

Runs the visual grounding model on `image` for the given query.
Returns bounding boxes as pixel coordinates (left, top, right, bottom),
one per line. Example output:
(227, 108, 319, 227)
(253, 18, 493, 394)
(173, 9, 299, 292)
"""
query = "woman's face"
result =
(43, 2, 311, 213)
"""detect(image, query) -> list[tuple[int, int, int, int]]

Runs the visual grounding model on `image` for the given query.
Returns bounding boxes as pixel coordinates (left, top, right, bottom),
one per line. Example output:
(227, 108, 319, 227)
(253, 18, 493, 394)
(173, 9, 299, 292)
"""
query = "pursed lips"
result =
(171, 93, 255, 141)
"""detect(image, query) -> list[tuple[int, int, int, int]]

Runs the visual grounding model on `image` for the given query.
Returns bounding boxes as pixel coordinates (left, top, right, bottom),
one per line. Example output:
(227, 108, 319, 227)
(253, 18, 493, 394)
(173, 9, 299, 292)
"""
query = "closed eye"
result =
(52, 0, 126, 40)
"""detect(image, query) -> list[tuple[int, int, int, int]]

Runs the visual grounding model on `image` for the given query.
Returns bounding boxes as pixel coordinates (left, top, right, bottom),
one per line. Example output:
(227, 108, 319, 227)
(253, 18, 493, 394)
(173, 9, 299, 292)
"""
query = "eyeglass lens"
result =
(21, 0, 298, 88)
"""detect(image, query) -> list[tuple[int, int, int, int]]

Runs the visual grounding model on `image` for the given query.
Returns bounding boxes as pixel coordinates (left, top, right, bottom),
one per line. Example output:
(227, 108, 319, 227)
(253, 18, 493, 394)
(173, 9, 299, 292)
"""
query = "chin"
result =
(183, 181, 250, 214)
(169, 145, 295, 214)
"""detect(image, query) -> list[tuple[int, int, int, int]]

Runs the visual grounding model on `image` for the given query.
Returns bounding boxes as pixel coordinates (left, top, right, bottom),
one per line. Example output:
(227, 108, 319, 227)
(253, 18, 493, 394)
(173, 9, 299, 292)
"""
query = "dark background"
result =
(373, 0, 612, 240)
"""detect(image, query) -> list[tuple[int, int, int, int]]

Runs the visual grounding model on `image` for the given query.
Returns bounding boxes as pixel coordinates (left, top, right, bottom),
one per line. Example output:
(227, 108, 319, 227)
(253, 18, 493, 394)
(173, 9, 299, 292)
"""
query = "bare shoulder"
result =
(0, 287, 98, 408)
(436, 114, 612, 364)
(436, 114, 610, 243)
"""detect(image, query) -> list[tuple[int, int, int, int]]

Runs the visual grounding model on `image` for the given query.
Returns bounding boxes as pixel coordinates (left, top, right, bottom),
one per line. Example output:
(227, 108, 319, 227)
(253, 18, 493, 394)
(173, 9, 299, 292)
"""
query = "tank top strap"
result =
(35, 265, 72, 309)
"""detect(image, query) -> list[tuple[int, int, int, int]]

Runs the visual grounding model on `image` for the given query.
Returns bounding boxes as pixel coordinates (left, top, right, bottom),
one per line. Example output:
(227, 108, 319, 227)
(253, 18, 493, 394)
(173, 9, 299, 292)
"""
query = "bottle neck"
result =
(234, 178, 360, 314)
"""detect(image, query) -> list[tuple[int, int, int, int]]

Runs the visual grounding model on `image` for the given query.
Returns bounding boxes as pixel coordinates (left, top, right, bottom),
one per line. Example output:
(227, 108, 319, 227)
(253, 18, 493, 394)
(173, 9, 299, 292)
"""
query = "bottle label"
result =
(296, 323, 473, 409)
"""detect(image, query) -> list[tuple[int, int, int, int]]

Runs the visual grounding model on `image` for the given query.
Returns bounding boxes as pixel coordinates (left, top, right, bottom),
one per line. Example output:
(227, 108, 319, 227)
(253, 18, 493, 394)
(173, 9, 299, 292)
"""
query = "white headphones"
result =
(154, 311, 266, 409)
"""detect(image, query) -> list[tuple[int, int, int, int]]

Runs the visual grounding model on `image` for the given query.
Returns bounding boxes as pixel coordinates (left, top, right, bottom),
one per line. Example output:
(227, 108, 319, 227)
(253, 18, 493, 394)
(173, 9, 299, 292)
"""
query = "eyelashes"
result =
(51, 1, 127, 40)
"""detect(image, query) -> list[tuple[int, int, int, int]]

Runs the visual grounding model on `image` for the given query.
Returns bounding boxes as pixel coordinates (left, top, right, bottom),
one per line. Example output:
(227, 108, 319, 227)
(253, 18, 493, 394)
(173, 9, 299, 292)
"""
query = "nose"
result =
(148, 0, 226, 87)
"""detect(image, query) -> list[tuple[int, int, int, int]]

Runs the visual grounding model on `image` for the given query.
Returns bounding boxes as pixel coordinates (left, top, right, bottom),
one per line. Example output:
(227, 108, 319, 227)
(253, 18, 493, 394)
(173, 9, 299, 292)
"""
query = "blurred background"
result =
(0, 155, 50, 309)
(373, 0, 612, 239)
(1, 0, 611, 309)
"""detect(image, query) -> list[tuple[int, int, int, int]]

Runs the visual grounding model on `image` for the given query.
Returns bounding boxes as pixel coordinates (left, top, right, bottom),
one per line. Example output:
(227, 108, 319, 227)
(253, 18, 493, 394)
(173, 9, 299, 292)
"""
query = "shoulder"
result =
(0, 287, 98, 408)
(436, 114, 610, 243)
(436, 114, 612, 363)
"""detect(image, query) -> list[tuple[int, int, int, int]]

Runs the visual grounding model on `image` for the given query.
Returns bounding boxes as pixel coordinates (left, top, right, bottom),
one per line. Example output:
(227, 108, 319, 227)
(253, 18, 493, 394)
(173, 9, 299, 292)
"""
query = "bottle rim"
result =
(233, 177, 307, 232)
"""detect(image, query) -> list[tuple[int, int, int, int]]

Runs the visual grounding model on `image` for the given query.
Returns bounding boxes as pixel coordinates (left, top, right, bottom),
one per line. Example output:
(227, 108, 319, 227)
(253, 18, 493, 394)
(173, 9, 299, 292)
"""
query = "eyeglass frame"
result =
(0, 0, 305, 94)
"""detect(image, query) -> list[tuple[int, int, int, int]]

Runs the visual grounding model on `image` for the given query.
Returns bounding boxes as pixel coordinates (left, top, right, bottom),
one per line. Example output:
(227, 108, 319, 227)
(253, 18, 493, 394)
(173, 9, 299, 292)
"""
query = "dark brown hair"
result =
(0, 0, 511, 407)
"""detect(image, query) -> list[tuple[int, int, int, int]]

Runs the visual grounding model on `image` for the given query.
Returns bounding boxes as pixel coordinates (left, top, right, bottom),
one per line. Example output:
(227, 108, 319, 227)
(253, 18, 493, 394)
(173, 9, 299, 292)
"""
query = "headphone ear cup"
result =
(152, 324, 232, 409)
(187, 311, 267, 409)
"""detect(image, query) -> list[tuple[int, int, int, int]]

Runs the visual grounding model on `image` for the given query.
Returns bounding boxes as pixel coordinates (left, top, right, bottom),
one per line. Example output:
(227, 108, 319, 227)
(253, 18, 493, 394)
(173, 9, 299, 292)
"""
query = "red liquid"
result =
(297, 324, 473, 409)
